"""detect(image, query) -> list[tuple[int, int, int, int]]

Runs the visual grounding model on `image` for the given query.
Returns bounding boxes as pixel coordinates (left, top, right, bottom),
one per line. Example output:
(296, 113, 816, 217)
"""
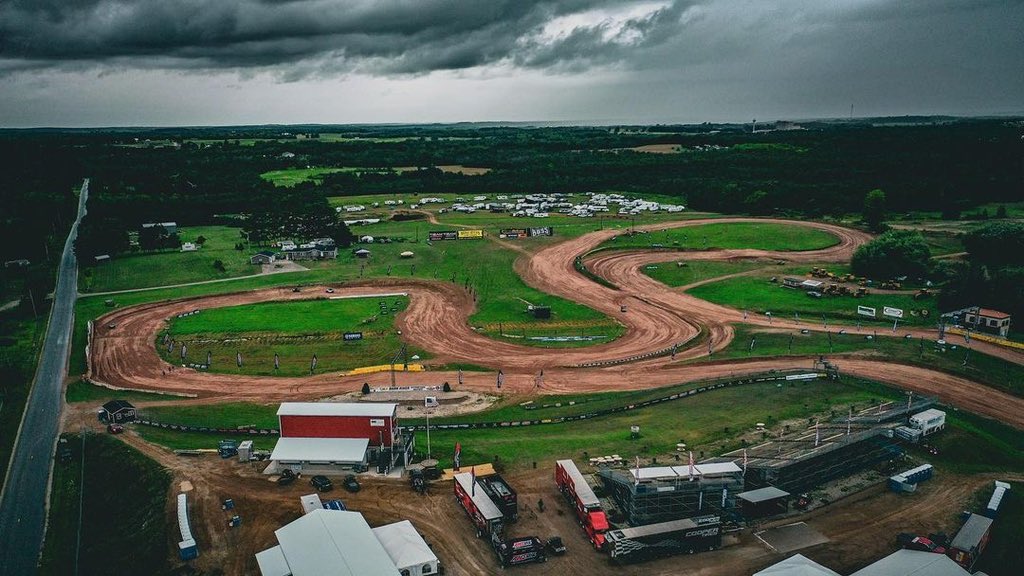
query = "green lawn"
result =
(597, 222, 839, 252)
(66, 379, 186, 404)
(79, 225, 257, 293)
(40, 433, 170, 576)
(709, 327, 1024, 398)
(260, 167, 349, 186)
(688, 266, 939, 326)
(161, 297, 428, 375)
(921, 231, 965, 257)
(643, 260, 767, 287)
(0, 310, 48, 488)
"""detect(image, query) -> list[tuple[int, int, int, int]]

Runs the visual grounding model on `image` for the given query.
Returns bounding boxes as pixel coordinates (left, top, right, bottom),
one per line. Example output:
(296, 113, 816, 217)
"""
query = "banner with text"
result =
(457, 229, 484, 239)
(857, 305, 877, 317)
(428, 231, 458, 241)
(883, 306, 904, 318)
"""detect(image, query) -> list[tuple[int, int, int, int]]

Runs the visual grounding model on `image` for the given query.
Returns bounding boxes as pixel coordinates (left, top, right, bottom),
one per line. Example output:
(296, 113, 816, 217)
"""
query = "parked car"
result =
(343, 474, 361, 493)
(106, 423, 124, 434)
(897, 533, 946, 554)
(277, 469, 298, 486)
(311, 475, 334, 492)
(546, 536, 566, 555)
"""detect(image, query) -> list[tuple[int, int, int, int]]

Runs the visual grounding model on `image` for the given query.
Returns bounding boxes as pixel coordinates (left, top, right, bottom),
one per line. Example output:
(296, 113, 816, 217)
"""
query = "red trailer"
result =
(555, 459, 609, 550)
(454, 472, 504, 538)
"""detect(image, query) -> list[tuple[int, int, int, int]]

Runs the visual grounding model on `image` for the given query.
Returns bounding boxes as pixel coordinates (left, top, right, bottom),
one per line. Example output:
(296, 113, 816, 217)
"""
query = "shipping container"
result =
(606, 515, 722, 563)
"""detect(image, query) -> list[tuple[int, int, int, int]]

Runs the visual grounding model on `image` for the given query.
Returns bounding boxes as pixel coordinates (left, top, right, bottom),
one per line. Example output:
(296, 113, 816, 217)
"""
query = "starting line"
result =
(328, 292, 409, 300)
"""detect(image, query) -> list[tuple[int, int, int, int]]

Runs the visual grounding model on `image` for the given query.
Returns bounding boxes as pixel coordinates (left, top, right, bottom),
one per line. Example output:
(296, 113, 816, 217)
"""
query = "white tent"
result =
(754, 554, 841, 576)
(399, 251, 415, 258)
(372, 520, 438, 576)
(360, 235, 375, 243)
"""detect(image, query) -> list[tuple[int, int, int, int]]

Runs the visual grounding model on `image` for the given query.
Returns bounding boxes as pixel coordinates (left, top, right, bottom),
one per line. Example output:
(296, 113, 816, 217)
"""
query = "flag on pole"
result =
(534, 369, 544, 389)
(274, 353, 280, 370)
(454, 442, 462, 471)
(634, 456, 640, 486)
(180, 344, 187, 359)
(457, 368, 464, 386)
(471, 465, 476, 496)
(236, 352, 242, 367)
(496, 370, 504, 389)
(311, 354, 318, 373)
(688, 451, 695, 481)
(721, 487, 728, 508)
(742, 448, 748, 476)
(815, 419, 820, 446)
(162, 333, 169, 345)
(207, 351, 212, 366)
(167, 340, 174, 353)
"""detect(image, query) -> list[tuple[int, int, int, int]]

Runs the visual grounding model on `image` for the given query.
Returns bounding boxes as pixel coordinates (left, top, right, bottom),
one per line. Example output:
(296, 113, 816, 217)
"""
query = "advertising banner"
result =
(528, 227, 554, 237)
(428, 231, 458, 241)
(457, 229, 484, 239)
(499, 228, 529, 239)
(857, 305, 877, 317)
(883, 306, 904, 318)
(343, 332, 364, 341)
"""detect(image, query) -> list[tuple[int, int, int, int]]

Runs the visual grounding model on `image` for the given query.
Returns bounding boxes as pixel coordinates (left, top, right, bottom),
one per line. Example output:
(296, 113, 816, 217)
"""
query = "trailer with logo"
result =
(493, 535, 547, 567)
(555, 459, 609, 549)
(454, 472, 504, 538)
(477, 473, 518, 522)
(605, 515, 722, 563)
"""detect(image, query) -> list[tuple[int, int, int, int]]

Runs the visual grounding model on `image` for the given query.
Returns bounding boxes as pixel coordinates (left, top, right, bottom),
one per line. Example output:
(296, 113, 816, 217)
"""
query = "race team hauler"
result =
(494, 536, 547, 568)
(555, 459, 609, 549)
(454, 472, 504, 538)
(477, 473, 519, 522)
(605, 515, 722, 563)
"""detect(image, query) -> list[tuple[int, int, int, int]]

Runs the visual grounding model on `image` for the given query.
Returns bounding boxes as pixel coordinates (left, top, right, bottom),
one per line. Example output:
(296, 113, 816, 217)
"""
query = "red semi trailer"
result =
(555, 459, 609, 550)
(454, 471, 505, 538)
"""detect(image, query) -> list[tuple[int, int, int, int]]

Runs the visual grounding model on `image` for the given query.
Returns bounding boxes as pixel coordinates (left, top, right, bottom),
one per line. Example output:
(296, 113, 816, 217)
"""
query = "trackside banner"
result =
(500, 228, 528, 239)
(457, 229, 484, 239)
(883, 306, 904, 318)
(528, 227, 554, 237)
(857, 305, 877, 317)
(343, 332, 363, 341)
(428, 231, 458, 241)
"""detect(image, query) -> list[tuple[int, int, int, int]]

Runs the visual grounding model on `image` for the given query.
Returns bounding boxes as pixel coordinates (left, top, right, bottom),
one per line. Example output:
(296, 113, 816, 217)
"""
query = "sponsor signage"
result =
(499, 228, 529, 239)
(457, 229, 484, 239)
(528, 226, 554, 237)
(883, 306, 904, 318)
(857, 305, 877, 317)
(785, 373, 820, 381)
(428, 230, 458, 241)
(343, 332, 363, 341)
(369, 418, 385, 427)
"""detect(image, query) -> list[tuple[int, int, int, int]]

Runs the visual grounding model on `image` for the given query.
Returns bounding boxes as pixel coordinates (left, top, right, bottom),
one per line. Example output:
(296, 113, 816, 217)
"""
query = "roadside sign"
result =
(857, 305, 877, 318)
(883, 306, 904, 318)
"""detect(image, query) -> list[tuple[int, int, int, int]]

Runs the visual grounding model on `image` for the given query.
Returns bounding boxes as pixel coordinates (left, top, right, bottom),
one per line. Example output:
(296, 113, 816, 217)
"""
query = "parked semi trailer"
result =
(454, 472, 505, 538)
(605, 515, 722, 563)
(555, 459, 609, 549)
(477, 473, 519, 522)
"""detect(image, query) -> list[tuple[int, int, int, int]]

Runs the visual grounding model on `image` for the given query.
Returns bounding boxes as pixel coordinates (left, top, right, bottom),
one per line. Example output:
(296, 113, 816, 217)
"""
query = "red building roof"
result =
(977, 308, 1010, 320)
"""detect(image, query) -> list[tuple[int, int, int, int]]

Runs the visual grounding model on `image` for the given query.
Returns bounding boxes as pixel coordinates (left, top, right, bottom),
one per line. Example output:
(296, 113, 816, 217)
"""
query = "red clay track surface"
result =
(88, 218, 1024, 429)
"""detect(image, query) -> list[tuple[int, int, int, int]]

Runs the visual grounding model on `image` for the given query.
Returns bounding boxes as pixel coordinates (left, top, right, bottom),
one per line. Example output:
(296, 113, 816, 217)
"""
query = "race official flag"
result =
(236, 352, 243, 367)
(454, 442, 462, 471)
(274, 353, 280, 370)
(496, 370, 504, 389)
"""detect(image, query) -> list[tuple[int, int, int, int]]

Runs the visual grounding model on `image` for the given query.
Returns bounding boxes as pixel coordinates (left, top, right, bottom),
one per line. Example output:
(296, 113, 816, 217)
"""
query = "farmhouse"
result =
(268, 402, 414, 475)
(141, 221, 177, 234)
(280, 241, 338, 261)
(99, 399, 137, 424)
(250, 251, 277, 265)
(4, 259, 30, 268)
(965, 307, 1011, 338)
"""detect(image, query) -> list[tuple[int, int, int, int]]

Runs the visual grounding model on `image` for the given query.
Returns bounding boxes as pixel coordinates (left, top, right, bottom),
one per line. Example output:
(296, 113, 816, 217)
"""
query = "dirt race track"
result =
(88, 218, 1024, 428)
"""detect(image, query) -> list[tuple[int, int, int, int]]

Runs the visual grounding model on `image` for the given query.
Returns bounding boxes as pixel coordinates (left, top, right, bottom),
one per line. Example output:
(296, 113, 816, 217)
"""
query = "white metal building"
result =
(255, 510, 400, 576)
(372, 520, 440, 576)
(267, 437, 370, 474)
(909, 409, 946, 435)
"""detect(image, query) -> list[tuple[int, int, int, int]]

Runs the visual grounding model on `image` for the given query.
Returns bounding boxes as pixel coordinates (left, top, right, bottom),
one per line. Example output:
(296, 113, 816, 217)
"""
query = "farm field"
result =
(79, 225, 255, 293)
(597, 221, 840, 251)
(687, 266, 940, 326)
(158, 297, 426, 376)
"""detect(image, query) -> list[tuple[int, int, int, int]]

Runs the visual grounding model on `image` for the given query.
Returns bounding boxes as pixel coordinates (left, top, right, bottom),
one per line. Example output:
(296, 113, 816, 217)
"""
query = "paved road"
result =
(0, 179, 88, 575)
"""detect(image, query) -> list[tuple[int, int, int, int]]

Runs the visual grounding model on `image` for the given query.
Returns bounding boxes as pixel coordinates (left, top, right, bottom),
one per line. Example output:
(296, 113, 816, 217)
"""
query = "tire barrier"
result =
(573, 339, 695, 368)
(135, 419, 279, 436)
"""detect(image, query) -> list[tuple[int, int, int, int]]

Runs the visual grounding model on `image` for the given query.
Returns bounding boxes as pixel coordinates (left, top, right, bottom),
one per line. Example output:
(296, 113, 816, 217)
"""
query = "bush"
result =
(361, 382, 371, 395)
(443, 381, 452, 392)
(851, 230, 931, 280)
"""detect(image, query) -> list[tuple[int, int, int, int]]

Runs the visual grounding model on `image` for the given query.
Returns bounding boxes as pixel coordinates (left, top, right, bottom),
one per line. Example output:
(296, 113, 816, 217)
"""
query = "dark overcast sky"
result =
(1, 0, 1022, 127)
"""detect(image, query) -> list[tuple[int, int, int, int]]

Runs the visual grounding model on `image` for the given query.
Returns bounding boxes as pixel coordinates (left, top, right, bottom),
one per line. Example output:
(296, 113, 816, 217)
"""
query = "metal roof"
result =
(753, 554, 841, 576)
(909, 409, 945, 423)
(372, 520, 438, 571)
(278, 402, 397, 418)
(454, 472, 503, 520)
(270, 438, 369, 463)
(255, 546, 291, 576)
(607, 515, 718, 541)
(271, 510, 400, 576)
(300, 493, 324, 515)
(850, 549, 970, 576)
(630, 462, 742, 481)
(556, 460, 600, 507)
(102, 399, 134, 413)
(738, 486, 790, 503)
(950, 513, 993, 551)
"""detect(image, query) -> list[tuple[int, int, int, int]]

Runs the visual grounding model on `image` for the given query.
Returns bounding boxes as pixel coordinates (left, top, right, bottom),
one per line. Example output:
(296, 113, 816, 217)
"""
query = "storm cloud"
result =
(0, 0, 1021, 126)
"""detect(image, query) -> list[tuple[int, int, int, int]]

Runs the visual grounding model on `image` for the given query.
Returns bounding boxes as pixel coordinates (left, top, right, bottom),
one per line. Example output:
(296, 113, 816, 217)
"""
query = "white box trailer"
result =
(909, 409, 946, 436)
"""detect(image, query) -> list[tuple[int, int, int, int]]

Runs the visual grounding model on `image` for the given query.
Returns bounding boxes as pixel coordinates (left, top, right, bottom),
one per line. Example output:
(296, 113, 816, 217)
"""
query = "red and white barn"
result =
(268, 402, 415, 475)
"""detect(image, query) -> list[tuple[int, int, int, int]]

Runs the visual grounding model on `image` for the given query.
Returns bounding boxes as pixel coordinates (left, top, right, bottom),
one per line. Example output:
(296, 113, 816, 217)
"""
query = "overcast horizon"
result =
(2, 0, 1022, 128)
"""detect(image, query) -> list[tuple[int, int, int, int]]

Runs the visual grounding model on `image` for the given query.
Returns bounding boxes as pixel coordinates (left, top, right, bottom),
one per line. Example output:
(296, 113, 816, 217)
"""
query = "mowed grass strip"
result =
(598, 222, 840, 252)
(687, 267, 939, 325)
(162, 297, 426, 375)
(712, 327, 1024, 399)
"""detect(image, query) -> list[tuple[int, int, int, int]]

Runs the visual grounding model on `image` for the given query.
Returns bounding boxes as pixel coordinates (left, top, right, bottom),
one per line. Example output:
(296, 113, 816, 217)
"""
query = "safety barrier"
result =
(343, 363, 427, 376)
(946, 327, 1024, 350)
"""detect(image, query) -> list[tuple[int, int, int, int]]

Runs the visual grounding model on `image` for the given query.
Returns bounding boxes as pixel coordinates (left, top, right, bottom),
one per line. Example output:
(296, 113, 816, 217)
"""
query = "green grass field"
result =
(643, 260, 767, 287)
(40, 433, 170, 576)
(79, 225, 257, 293)
(0, 310, 48, 488)
(65, 379, 186, 404)
(688, 266, 939, 326)
(160, 297, 426, 375)
(597, 221, 839, 252)
(261, 167, 349, 186)
(710, 327, 1024, 398)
